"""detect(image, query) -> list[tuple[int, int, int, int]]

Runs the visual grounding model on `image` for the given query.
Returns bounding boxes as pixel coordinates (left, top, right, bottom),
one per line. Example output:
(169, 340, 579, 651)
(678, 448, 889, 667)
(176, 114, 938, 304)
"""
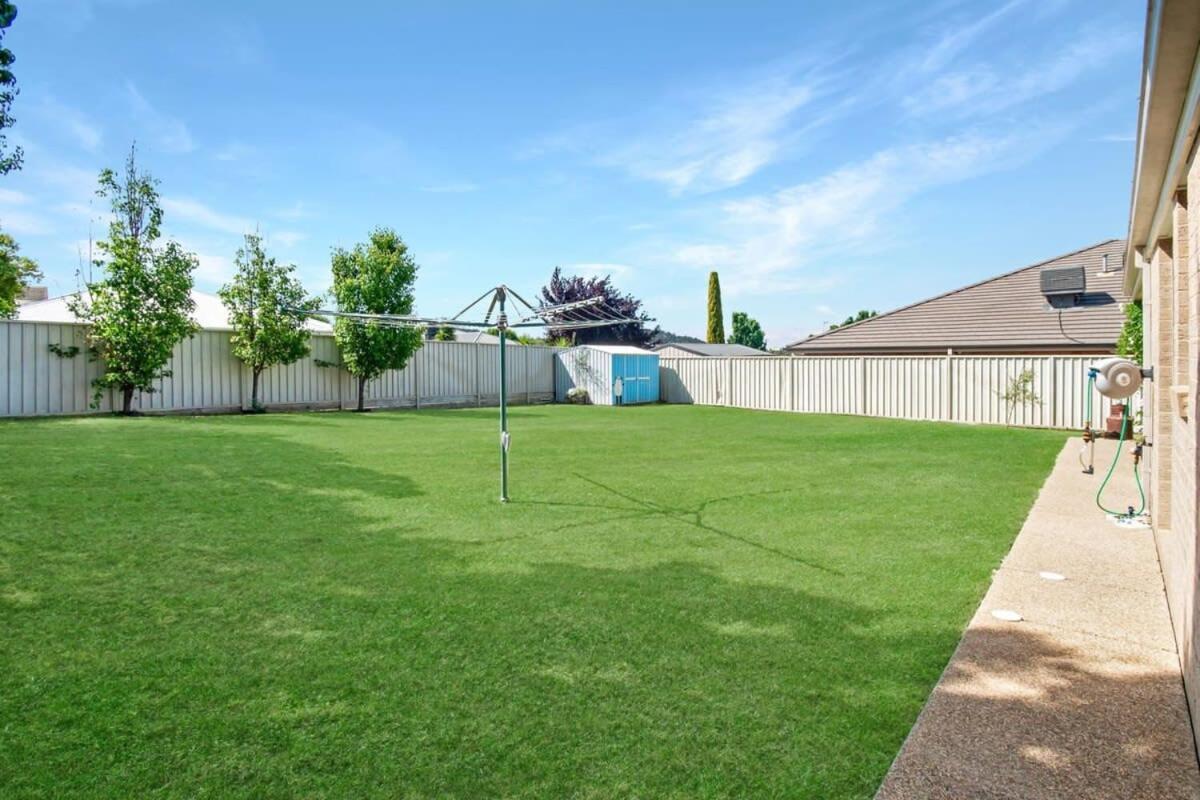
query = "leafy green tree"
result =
(219, 233, 318, 411)
(434, 326, 456, 341)
(0, 2, 23, 174)
(0, 229, 40, 317)
(829, 309, 877, 330)
(706, 271, 724, 343)
(71, 146, 198, 414)
(331, 227, 423, 411)
(1116, 300, 1143, 363)
(728, 311, 766, 350)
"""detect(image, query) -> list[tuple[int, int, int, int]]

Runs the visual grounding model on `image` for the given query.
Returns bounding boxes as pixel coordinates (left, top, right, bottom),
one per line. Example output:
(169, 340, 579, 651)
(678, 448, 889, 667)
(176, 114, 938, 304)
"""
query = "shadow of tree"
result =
(877, 624, 1200, 800)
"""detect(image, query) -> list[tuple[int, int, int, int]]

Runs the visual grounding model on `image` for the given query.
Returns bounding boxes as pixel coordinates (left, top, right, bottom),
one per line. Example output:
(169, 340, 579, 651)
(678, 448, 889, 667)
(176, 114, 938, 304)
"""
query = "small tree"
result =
(0, 2, 23, 174)
(434, 326, 456, 341)
(219, 233, 318, 411)
(0, 229, 40, 317)
(1116, 300, 1143, 363)
(998, 369, 1040, 427)
(706, 272, 724, 343)
(829, 309, 877, 330)
(331, 227, 423, 411)
(728, 311, 766, 350)
(71, 146, 198, 414)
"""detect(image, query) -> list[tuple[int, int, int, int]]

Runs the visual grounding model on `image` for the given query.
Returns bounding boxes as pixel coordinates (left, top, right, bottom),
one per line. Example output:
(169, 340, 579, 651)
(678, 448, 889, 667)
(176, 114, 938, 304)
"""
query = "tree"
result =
(70, 147, 198, 414)
(219, 233, 318, 411)
(829, 309, 877, 330)
(1116, 300, 1143, 363)
(539, 267, 655, 346)
(728, 311, 766, 350)
(706, 272, 724, 343)
(433, 326, 456, 341)
(331, 227, 423, 411)
(0, 229, 40, 317)
(0, 3, 22, 174)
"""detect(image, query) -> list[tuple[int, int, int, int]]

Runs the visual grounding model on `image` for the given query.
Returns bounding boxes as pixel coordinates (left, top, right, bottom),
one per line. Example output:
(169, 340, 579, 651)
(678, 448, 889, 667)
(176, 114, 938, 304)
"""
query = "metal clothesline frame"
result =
(290, 284, 648, 502)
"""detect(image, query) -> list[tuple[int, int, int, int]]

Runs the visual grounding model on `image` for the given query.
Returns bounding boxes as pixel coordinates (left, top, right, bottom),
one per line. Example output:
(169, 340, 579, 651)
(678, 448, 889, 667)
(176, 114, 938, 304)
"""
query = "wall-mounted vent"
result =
(1041, 266, 1085, 308)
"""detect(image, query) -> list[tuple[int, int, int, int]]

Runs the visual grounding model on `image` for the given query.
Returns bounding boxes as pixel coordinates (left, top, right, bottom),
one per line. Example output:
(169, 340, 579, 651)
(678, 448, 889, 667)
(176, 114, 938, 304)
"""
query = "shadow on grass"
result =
(877, 624, 1200, 800)
(499, 473, 842, 576)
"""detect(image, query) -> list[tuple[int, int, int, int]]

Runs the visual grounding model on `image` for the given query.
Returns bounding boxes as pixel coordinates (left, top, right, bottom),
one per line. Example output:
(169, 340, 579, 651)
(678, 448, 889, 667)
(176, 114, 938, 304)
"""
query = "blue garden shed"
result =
(554, 345, 660, 406)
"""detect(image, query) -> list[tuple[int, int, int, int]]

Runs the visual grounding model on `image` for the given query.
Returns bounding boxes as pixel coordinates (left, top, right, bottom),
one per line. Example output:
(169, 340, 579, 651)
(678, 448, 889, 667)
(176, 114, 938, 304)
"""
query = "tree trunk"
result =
(357, 375, 366, 412)
(251, 368, 262, 411)
(121, 385, 135, 415)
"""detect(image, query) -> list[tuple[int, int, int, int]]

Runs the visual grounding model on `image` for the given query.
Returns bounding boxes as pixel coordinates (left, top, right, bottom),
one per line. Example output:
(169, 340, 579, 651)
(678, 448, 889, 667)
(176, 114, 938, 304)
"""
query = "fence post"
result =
(858, 357, 867, 416)
(475, 344, 482, 406)
(414, 348, 421, 410)
(526, 348, 531, 405)
(726, 358, 733, 407)
(1048, 355, 1057, 428)
(944, 350, 953, 421)
(789, 357, 797, 412)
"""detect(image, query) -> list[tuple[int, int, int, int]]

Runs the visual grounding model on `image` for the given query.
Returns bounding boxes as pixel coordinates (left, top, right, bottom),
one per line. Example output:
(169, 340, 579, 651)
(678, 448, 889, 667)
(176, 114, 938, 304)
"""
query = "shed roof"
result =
(785, 240, 1128, 354)
(572, 344, 657, 355)
(654, 342, 768, 357)
(16, 289, 334, 333)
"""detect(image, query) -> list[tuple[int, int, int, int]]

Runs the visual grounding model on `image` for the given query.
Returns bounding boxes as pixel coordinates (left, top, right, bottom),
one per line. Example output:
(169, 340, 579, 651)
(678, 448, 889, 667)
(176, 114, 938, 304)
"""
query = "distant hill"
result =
(649, 329, 705, 346)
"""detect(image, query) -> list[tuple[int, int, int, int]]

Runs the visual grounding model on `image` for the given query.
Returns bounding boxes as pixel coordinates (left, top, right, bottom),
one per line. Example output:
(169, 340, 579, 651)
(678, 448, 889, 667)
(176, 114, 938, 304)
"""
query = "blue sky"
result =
(5, 0, 1141, 345)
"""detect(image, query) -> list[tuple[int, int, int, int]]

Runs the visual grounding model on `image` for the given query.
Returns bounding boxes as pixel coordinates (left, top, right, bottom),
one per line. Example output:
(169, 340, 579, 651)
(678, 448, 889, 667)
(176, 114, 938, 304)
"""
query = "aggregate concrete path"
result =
(876, 438, 1200, 800)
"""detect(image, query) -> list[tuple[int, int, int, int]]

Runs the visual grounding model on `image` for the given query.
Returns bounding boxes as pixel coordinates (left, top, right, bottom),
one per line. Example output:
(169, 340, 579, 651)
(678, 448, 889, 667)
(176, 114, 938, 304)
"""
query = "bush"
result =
(565, 387, 589, 404)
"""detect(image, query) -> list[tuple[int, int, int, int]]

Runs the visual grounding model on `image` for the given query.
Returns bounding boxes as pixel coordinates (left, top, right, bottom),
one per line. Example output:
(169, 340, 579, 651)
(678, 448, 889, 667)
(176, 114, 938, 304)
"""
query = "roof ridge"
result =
(785, 239, 1123, 349)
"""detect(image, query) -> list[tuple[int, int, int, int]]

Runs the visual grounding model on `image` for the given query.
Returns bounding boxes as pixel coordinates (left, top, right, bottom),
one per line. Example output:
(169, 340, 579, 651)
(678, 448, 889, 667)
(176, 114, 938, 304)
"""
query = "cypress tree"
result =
(706, 271, 724, 343)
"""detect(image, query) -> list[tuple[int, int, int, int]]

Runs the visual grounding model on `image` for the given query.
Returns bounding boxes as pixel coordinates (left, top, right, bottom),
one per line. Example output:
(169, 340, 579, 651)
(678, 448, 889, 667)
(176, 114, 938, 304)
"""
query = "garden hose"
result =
(1095, 402, 1146, 518)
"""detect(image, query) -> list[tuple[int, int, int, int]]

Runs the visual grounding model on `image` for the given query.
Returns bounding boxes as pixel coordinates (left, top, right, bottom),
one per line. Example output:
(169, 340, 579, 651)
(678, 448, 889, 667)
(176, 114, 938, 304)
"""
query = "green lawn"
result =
(0, 405, 1067, 798)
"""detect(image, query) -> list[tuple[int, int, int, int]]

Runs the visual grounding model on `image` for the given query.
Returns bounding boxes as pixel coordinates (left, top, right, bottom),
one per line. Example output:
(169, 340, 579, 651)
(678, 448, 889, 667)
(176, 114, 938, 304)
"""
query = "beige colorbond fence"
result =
(1, 320, 560, 417)
(659, 354, 1112, 429)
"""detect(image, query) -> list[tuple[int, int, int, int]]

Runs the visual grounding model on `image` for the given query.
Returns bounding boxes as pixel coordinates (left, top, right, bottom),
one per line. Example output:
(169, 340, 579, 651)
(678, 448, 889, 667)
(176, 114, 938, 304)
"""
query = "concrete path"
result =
(876, 438, 1200, 800)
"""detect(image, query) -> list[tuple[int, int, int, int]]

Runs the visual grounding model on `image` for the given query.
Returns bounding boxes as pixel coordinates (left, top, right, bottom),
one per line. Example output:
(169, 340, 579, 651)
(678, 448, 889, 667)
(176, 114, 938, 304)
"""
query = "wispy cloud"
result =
(902, 27, 1136, 117)
(270, 231, 306, 248)
(563, 262, 634, 279)
(665, 124, 1070, 294)
(126, 82, 195, 154)
(161, 197, 253, 235)
(274, 202, 313, 221)
(213, 141, 255, 162)
(525, 62, 837, 195)
(35, 97, 103, 152)
(913, 0, 1029, 76)
(421, 181, 479, 194)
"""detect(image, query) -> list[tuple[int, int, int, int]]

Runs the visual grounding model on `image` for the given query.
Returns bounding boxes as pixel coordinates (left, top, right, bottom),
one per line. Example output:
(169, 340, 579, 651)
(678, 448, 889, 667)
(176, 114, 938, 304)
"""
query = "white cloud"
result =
(126, 82, 195, 154)
(903, 27, 1136, 117)
(601, 71, 825, 194)
(161, 197, 253, 236)
(525, 62, 835, 194)
(665, 125, 1069, 294)
(563, 263, 634, 279)
(270, 231, 306, 248)
(213, 141, 254, 162)
(421, 181, 479, 193)
(913, 0, 1029, 76)
(35, 97, 103, 152)
(0, 209, 53, 236)
(274, 202, 313, 220)
(191, 251, 235, 286)
(0, 188, 31, 205)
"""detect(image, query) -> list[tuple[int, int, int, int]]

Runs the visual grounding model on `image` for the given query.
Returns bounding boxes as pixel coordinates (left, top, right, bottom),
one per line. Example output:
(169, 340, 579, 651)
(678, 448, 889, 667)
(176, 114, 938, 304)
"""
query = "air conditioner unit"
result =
(1041, 265, 1085, 308)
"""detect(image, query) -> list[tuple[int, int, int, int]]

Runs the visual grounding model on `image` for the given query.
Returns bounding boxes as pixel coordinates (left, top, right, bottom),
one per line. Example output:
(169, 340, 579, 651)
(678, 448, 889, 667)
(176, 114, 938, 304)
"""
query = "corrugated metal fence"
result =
(1, 320, 560, 417)
(659, 354, 1111, 429)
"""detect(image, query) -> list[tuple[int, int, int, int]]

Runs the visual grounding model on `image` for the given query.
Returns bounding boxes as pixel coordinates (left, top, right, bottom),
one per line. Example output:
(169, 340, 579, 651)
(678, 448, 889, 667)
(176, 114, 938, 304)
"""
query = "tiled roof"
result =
(786, 240, 1128, 354)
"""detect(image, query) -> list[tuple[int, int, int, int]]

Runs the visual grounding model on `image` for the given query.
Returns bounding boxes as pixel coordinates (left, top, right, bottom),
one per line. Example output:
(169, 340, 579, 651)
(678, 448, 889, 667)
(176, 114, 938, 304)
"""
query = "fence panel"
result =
(659, 354, 1113, 430)
(0, 321, 562, 418)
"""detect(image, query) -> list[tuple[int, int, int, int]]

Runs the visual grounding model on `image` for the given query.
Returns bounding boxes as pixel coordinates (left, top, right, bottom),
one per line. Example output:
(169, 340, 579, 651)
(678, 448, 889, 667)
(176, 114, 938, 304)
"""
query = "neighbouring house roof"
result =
(451, 328, 504, 345)
(16, 289, 334, 334)
(653, 343, 769, 357)
(785, 240, 1129, 355)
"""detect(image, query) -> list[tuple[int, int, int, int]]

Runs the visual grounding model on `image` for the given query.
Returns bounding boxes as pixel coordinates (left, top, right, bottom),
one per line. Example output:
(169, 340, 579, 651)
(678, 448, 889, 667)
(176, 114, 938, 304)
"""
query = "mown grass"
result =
(0, 405, 1067, 798)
